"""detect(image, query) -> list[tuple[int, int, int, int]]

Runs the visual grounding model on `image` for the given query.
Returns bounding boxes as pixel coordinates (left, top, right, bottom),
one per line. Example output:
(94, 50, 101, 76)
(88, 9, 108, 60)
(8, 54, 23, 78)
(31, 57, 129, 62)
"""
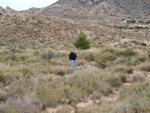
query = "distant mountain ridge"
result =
(22, 0, 150, 22)
(1, 0, 150, 22)
(0, 6, 17, 14)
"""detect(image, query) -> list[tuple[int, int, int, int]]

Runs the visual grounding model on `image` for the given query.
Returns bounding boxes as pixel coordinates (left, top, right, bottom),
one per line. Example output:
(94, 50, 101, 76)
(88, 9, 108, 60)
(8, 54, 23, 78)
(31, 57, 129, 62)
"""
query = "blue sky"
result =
(0, 0, 58, 11)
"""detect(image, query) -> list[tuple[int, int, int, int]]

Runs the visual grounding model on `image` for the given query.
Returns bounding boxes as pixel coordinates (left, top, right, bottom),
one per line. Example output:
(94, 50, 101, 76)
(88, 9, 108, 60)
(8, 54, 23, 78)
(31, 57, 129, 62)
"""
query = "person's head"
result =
(73, 48, 75, 53)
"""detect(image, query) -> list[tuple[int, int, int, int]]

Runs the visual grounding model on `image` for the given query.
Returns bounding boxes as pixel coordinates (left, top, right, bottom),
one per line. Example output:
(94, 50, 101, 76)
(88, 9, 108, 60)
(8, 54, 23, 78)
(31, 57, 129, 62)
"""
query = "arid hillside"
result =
(0, 13, 105, 43)
(1, 12, 150, 113)
(0, 13, 150, 46)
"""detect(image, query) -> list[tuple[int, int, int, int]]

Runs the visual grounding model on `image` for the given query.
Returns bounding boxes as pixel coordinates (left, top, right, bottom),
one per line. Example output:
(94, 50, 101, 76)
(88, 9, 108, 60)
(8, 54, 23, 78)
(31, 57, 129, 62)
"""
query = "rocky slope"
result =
(19, 0, 150, 22)
(0, 6, 17, 14)
(0, 13, 150, 45)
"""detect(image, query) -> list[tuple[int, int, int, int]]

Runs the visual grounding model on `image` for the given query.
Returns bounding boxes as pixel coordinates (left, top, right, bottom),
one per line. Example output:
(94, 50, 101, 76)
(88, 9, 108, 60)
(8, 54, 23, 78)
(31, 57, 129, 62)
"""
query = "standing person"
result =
(69, 49, 77, 70)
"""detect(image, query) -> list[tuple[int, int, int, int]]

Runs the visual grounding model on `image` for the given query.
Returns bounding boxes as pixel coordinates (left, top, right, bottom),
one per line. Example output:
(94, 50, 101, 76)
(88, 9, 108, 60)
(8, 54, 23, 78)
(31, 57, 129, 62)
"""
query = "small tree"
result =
(145, 20, 150, 24)
(127, 19, 136, 23)
(138, 20, 144, 24)
(74, 32, 90, 50)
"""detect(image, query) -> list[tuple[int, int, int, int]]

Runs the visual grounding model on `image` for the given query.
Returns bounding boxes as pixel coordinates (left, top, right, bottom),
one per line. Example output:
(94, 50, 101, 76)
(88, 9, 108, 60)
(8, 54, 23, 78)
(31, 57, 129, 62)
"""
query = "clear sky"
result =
(0, 0, 58, 11)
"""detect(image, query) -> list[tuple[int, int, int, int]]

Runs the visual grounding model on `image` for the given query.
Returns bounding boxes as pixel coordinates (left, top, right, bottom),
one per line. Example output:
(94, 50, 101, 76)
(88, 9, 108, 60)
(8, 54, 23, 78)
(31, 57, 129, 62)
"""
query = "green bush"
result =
(120, 75, 127, 83)
(74, 32, 90, 50)
(138, 20, 144, 24)
(145, 20, 150, 24)
(107, 77, 122, 87)
(127, 19, 136, 23)
(0, 74, 6, 84)
(140, 42, 147, 46)
(0, 95, 7, 102)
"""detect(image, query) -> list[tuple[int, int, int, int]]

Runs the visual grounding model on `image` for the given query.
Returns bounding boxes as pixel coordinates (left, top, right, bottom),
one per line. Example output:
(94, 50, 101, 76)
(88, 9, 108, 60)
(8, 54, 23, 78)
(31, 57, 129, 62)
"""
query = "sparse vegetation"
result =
(0, 13, 150, 113)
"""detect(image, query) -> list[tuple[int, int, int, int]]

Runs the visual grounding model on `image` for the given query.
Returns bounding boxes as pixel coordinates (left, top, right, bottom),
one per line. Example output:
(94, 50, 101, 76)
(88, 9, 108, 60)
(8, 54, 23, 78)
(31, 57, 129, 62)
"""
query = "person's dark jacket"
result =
(69, 52, 77, 60)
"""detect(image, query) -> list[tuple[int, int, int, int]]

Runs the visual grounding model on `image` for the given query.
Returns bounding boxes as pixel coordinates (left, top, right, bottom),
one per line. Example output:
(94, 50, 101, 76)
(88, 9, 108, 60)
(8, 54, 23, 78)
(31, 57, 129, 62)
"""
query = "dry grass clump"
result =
(139, 62, 150, 72)
(119, 48, 137, 57)
(0, 96, 41, 113)
(112, 82, 150, 113)
(41, 50, 54, 60)
(132, 74, 145, 82)
(137, 51, 148, 62)
(49, 66, 70, 76)
(114, 65, 133, 74)
(111, 95, 150, 113)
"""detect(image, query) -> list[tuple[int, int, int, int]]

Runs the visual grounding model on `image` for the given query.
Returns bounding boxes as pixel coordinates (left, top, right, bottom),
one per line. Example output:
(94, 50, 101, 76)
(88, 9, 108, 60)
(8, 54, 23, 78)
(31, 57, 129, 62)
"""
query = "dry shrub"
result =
(139, 63, 150, 72)
(119, 48, 137, 57)
(111, 102, 136, 113)
(114, 65, 133, 74)
(41, 50, 54, 60)
(112, 82, 150, 113)
(50, 66, 69, 76)
(107, 77, 122, 87)
(132, 75, 145, 82)
(0, 73, 6, 84)
(85, 54, 95, 62)
(10, 54, 18, 61)
(137, 52, 148, 62)
(111, 96, 150, 113)
(0, 96, 41, 113)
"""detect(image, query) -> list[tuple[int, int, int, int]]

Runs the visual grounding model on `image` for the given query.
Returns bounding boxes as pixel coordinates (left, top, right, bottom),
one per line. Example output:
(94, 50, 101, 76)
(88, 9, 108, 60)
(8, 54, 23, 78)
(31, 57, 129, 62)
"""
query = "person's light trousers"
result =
(71, 60, 75, 69)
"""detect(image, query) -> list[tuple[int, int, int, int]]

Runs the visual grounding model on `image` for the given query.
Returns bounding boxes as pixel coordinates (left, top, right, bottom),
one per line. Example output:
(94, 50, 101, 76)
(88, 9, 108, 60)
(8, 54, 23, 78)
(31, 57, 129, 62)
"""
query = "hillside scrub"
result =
(111, 81, 150, 113)
(37, 69, 112, 108)
(1, 32, 150, 113)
